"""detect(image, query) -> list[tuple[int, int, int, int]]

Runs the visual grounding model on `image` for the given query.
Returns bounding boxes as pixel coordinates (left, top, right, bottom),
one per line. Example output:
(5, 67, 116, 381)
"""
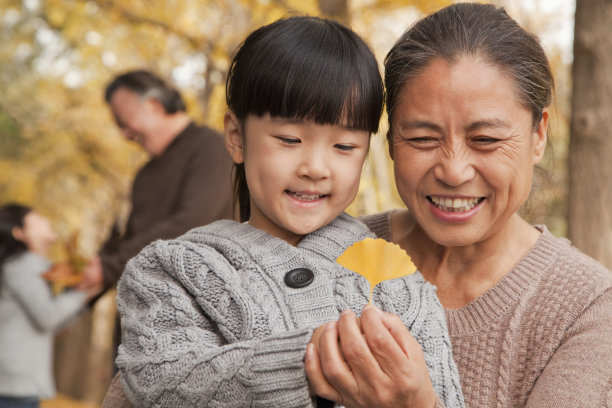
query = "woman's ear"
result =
(224, 111, 244, 164)
(532, 109, 549, 165)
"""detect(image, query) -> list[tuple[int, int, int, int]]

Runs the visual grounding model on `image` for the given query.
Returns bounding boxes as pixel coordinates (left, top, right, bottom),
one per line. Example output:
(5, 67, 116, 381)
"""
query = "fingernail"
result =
(341, 309, 352, 316)
(325, 321, 336, 331)
(365, 304, 384, 317)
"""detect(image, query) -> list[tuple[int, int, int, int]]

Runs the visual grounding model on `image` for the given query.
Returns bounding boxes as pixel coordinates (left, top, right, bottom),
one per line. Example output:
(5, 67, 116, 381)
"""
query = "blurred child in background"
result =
(0, 204, 101, 408)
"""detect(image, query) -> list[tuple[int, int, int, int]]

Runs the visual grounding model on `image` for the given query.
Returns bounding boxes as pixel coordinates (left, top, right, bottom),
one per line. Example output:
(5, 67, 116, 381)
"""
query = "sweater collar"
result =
(444, 225, 568, 334)
(298, 212, 373, 261)
(364, 210, 568, 333)
(186, 212, 372, 268)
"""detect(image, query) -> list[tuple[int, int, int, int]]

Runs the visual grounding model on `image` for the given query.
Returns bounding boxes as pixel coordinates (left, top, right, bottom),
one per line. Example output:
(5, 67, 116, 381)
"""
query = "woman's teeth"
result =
(287, 191, 326, 201)
(429, 196, 483, 212)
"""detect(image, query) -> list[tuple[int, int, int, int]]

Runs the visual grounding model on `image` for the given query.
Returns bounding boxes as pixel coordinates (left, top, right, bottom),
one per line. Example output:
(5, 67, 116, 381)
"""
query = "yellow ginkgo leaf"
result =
(337, 238, 417, 304)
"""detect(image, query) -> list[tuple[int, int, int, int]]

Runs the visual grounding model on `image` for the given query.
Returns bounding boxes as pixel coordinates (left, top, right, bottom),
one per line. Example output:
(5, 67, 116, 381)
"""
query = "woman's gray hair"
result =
(384, 2, 554, 138)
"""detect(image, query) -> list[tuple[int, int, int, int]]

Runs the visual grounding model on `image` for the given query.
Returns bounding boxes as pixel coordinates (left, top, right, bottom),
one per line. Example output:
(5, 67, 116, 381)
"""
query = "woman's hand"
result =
(305, 305, 437, 408)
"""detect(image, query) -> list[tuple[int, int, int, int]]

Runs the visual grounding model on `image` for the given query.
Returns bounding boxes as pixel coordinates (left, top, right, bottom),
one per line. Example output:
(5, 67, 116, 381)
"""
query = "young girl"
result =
(112, 16, 464, 408)
(0, 204, 100, 408)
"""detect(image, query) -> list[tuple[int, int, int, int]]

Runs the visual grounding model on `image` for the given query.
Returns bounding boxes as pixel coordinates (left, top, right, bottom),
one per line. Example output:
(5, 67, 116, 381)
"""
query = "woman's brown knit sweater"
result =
(362, 211, 612, 407)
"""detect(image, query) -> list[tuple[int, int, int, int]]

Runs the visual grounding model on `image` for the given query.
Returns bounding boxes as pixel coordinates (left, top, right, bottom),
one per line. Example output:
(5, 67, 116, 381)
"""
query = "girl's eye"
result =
(334, 144, 356, 151)
(277, 136, 300, 144)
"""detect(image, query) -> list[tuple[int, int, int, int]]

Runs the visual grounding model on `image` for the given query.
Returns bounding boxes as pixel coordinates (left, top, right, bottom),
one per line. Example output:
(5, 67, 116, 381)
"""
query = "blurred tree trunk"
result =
(53, 292, 116, 404)
(568, 0, 612, 269)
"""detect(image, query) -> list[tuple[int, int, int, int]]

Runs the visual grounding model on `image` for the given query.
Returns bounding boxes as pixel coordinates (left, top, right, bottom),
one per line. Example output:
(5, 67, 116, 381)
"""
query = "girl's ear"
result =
(532, 108, 549, 165)
(12, 226, 25, 243)
(224, 111, 244, 164)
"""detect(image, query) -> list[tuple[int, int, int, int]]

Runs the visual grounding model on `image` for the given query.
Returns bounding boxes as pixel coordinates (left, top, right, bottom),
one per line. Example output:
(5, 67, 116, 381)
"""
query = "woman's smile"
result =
(427, 195, 485, 223)
(428, 196, 485, 212)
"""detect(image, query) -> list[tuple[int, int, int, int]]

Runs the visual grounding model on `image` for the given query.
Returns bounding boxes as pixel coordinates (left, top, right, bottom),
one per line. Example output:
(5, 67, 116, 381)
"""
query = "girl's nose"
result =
(297, 148, 331, 180)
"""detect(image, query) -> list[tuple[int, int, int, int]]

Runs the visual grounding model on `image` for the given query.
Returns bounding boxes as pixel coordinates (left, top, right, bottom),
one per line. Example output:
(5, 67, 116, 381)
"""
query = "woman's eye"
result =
(408, 137, 437, 143)
(402, 136, 439, 148)
(334, 144, 356, 151)
(472, 136, 501, 145)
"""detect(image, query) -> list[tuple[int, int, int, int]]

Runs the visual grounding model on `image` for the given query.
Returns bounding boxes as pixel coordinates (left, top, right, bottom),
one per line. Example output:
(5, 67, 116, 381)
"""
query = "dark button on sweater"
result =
(284, 268, 314, 288)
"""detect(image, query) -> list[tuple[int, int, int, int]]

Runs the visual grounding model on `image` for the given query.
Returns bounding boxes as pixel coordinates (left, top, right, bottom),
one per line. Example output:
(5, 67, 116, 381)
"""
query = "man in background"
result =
(88, 69, 234, 290)
(84, 70, 234, 368)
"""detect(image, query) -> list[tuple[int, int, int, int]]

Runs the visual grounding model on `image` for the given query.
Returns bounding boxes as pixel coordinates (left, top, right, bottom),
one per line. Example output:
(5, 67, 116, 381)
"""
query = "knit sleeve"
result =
(116, 240, 315, 408)
(380, 276, 464, 408)
(526, 287, 612, 407)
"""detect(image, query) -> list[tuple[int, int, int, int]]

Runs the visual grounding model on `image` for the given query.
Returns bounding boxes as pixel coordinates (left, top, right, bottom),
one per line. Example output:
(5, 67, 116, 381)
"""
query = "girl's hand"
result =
(308, 322, 339, 398)
(305, 306, 437, 408)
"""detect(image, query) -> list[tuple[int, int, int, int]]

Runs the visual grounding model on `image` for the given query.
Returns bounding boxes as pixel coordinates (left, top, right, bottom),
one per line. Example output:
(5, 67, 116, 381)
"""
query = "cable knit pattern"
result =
(116, 213, 464, 408)
(362, 210, 612, 408)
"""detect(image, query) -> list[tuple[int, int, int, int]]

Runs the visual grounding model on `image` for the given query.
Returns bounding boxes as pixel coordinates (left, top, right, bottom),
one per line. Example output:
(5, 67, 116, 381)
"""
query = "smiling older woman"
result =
(358, 3, 612, 407)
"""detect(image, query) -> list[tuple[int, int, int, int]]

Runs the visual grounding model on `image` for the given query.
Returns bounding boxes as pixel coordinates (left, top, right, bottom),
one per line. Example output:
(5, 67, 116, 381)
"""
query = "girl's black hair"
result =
(226, 16, 384, 221)
(0, 204, 31, 286)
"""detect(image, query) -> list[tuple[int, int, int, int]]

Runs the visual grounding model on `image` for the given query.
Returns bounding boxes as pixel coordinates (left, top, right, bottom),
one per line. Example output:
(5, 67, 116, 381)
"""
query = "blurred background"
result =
(2, 0, 609, 406)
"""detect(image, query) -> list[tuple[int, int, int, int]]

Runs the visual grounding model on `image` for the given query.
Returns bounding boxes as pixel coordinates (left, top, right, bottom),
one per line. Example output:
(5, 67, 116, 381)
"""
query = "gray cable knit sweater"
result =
(116, 213, 464, 407)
